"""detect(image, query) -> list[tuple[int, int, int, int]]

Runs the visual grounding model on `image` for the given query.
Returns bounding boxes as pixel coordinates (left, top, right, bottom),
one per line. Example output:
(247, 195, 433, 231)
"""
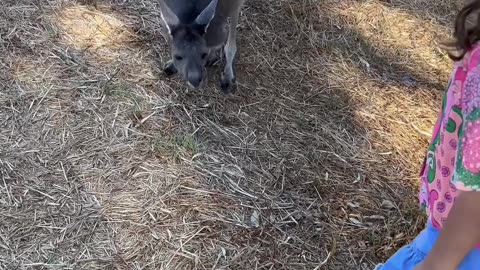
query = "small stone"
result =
(250, 210, 260, 227)
(381, 200, 395, 210)
(349, 217, 362, 225)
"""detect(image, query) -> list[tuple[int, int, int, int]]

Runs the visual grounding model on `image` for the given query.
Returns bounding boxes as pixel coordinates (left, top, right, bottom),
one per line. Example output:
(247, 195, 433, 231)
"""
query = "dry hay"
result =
(0, 0, 458, 269)
(57, 5, 135, 51)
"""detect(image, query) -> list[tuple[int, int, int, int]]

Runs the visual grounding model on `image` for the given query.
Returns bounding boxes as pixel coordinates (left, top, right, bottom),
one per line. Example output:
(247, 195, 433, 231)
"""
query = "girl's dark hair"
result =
(449, 0, 480, 60)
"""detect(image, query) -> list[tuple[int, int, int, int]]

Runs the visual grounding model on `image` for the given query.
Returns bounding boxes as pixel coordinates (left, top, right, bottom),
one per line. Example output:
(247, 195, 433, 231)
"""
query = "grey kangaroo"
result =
(159, 0, 245, 93)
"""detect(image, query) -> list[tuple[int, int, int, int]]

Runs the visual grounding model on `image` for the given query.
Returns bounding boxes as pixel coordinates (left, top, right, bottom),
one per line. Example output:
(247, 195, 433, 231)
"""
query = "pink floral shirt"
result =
(420, 46, 480, 241)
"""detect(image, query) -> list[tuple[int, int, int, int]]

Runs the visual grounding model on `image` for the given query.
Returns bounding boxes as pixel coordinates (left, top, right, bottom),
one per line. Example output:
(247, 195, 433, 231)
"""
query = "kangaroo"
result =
(159, 0, 245, 93)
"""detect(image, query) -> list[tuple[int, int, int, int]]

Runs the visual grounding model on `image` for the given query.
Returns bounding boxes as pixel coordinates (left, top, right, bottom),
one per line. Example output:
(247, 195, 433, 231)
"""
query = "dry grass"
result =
(0, 0, 458, 269)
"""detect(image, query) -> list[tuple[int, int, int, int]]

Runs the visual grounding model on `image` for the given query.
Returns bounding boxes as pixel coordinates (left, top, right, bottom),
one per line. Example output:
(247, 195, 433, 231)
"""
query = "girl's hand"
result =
(412, 192, 480, 270)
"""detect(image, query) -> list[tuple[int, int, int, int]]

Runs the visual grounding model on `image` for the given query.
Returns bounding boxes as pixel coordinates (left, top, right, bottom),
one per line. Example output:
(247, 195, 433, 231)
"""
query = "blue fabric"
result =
(376, 221, 480, 270)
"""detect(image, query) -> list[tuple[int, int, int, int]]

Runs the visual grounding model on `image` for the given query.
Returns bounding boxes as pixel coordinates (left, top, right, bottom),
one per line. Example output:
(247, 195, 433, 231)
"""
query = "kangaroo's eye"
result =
(201, 53, 208, 60)
(174, 55, 183, 61)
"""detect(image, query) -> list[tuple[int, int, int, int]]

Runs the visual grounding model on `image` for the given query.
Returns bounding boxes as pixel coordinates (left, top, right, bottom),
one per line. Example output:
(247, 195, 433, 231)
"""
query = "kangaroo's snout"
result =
(187, 70, 202, 88)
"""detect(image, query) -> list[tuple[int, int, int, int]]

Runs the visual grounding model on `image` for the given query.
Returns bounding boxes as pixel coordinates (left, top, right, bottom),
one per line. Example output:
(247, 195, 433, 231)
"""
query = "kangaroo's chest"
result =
(206, 18, 228, 48)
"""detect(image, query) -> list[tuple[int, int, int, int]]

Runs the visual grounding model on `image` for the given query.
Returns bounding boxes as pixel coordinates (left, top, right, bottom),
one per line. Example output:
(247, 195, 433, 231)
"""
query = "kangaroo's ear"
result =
(159, 0, 180, 34)
(194, 0, 218, 31)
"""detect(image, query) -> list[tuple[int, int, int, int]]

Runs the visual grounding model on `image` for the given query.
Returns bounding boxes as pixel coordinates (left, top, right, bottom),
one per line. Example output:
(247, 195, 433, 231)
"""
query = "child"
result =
(376, 1, 480, 269)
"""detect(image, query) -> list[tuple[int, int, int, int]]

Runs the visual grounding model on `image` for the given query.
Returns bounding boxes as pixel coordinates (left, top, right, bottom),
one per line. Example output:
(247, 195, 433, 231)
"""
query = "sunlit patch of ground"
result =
(56, 4, 162, 91)
(56, 5, 137, 62)
(325, 1, 451, 179)
(337, 1, 451, 84)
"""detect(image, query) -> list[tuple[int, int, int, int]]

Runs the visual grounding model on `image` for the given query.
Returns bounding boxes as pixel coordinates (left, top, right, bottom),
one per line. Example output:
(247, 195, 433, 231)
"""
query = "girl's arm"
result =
(415, 191, 480, 270)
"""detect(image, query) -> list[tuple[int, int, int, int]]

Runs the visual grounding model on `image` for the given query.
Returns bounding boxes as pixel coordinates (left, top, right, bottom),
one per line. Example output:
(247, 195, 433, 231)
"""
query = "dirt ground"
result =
(0, 0, 464, 269)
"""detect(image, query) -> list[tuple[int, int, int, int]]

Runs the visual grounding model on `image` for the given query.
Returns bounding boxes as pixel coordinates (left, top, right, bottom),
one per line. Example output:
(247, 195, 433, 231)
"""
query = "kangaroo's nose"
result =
(187, 71, 202, 88)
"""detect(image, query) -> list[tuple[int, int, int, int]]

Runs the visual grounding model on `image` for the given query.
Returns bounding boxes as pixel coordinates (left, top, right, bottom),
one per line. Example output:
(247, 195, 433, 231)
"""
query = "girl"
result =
(376, 1, 480, 269)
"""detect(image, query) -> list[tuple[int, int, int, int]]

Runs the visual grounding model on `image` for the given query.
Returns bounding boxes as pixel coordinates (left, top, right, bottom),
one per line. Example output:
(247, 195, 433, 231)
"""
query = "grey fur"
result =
(159, 0, 245, 93)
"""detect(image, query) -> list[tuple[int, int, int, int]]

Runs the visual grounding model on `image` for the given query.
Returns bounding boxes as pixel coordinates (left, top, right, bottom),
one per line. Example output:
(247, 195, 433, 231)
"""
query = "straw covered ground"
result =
(0, 0, 464, 269)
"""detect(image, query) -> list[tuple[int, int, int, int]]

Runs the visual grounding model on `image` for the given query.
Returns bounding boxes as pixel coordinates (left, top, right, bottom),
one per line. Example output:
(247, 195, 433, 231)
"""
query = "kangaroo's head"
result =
(159, 0, 218, 88)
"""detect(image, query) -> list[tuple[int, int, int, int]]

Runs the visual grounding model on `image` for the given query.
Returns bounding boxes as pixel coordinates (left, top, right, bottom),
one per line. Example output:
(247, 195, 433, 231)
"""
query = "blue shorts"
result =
(375, 221, 480, 270)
